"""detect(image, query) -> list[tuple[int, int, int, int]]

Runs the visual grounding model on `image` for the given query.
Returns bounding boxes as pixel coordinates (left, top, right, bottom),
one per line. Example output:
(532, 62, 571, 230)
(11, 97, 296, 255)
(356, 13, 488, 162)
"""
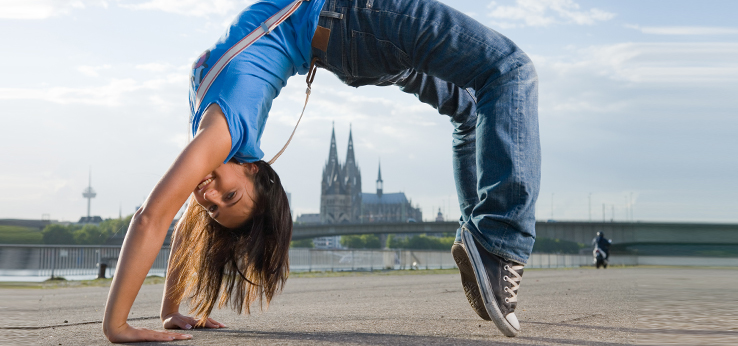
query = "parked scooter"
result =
(593, 247, 608, 269)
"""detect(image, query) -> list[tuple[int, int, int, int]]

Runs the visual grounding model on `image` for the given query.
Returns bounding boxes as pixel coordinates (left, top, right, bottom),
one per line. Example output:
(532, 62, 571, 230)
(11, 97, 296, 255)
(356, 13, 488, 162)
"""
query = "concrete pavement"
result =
(3, 267, 737, 345)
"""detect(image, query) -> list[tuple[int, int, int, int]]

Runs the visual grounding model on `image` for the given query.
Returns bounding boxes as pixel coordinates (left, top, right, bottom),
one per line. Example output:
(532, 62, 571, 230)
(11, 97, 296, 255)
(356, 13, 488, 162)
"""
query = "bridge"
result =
(293, 220, 738, 246)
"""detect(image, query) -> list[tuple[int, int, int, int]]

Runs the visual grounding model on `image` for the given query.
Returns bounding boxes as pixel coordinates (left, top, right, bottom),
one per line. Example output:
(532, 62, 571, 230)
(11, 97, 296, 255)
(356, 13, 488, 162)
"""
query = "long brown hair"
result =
(167, 160, 292, 325)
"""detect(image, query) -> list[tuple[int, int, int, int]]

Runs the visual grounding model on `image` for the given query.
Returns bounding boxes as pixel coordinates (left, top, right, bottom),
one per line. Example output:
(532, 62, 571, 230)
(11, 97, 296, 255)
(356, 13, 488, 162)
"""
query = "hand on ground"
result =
(105, 323, 192, 343)
(162, 312, 227, 330)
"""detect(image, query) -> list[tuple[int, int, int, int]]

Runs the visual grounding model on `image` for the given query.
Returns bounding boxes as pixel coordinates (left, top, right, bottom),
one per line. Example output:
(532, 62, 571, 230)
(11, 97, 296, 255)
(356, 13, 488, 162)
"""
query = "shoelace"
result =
(502, 264, 524, 303)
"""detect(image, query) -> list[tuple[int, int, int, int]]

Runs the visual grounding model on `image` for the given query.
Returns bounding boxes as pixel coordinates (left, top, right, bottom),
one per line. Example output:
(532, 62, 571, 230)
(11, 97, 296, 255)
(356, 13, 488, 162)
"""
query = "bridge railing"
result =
(0, 245, 169, 279)
(0, 244, 597, 280)
(288, 248, 457, 272)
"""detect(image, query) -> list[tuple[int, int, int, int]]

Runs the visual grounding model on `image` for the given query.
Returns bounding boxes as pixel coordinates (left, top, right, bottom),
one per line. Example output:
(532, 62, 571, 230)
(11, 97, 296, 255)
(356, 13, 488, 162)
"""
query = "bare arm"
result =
(102, 106, 230, 343)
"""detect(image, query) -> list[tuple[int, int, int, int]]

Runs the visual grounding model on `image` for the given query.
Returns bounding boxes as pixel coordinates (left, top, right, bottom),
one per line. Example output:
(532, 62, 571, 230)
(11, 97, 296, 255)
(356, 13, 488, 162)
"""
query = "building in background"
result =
(319, 125, 422, 225)
(295, 213, 341, 249)
(359, 162, 422, 223)
(435, 208, 444, 222)
(320, 125, 362, 224)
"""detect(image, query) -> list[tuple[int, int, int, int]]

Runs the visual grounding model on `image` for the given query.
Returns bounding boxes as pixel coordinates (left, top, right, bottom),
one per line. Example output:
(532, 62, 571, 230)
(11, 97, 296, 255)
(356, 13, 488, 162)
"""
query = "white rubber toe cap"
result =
(505, 313, 520, 330)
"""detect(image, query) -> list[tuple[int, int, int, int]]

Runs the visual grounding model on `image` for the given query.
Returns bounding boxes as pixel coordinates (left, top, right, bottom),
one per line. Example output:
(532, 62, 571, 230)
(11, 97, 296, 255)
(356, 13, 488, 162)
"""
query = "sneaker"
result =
(452, 242, 491, 321)
(460, 227, 524, 337)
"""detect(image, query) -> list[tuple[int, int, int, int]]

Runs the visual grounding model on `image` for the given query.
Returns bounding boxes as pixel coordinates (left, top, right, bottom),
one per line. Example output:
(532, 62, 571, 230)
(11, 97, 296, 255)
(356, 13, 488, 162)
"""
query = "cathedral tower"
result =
(376, 161, 383, 198)
(320, 123, 351, 223)
(343, 125, 362, 222)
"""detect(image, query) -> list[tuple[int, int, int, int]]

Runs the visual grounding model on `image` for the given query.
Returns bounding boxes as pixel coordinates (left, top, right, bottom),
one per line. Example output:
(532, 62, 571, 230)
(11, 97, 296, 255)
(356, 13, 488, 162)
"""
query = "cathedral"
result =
(320, 125, 423, 224)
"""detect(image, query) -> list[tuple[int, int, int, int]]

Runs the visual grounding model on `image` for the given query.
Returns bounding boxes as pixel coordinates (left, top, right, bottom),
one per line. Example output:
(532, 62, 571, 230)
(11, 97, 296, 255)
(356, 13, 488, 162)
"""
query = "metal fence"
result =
(0, 244, 603, 280)
(0, 245, 169, 278)
(288, 248, 457, 272)
(526, 253, 592, 268)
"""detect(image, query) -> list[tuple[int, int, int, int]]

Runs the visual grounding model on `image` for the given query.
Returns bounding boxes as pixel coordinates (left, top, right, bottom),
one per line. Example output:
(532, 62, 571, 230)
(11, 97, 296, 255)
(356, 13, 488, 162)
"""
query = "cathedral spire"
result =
(345, 123, 355, 165)
(376, 160, 383, 197)
(328, 121, 338, 167)
(323, 121, 343, 194)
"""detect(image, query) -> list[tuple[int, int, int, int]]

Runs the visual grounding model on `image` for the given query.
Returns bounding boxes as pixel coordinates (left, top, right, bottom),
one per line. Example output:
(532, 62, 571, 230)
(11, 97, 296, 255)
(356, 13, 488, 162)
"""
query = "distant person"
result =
(593, 232, 612, 259)
(102, 0, 539, 342)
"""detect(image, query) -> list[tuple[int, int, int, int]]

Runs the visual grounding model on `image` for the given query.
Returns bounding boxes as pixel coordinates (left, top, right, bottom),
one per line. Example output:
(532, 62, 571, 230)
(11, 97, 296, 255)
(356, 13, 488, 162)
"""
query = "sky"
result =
(0, 0, 736, 224)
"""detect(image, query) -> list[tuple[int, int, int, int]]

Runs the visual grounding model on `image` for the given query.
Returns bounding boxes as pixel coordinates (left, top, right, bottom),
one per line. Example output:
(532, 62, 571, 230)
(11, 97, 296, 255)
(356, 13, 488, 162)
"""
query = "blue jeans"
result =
(314, 0, 540, 264)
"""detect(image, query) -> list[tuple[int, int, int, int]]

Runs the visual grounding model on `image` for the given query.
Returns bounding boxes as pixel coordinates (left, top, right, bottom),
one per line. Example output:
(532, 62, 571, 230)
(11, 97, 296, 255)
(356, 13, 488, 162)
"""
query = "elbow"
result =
(127, 206, 167, 239)
(130, 207, 153, 231)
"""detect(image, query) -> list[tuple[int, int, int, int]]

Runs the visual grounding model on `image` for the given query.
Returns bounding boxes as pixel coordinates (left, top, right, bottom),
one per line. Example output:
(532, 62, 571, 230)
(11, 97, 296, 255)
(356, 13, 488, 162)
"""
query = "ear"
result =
(242, 162, 259, 177)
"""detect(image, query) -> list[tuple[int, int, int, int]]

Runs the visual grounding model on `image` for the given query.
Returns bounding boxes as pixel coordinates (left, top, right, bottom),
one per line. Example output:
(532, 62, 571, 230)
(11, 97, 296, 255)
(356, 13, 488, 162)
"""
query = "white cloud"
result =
(135, 62, 176, 72)
(0, 0, 107, 20)
(77, 64, 111, 77)
(626, 24, 738, 36)
(117, 0, 253, 17)
(487, 0, 615, 28)
(0, 73, 187, 106)
(537, 42, 738, 84)
(0, 174, 68, 202)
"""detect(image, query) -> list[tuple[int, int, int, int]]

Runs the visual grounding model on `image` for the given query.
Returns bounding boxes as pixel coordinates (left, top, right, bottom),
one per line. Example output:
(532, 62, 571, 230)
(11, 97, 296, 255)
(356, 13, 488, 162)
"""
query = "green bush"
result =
(41, 215, 133, 245)
(340, 234, 382, 249)
(73, 224, 107, 245)
(387, 234, 455, 250)
(98, 216, 133, 241)
(42, 224, 77, 244)
(0, 225, 43, 244)
(290, 238, 314, 248)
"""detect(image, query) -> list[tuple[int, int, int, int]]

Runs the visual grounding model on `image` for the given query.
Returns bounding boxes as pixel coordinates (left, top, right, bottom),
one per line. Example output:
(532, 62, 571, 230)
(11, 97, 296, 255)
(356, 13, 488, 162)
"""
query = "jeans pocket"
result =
(350, 30, 410, 79)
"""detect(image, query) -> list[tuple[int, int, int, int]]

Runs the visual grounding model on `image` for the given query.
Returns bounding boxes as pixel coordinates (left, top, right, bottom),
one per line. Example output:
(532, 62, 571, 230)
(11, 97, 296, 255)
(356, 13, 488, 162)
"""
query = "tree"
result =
(387, 234, 455, 250)
(340, 234, 381, 249)
(98, 215, 133, 244)
(42, 224, 76, 244)
(73, 224, 106, 245)
(290, 238, 314, 248)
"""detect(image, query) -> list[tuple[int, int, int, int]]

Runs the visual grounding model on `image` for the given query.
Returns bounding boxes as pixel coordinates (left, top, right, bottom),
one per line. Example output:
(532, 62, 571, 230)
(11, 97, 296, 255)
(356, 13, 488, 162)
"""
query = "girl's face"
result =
(193, 161, 257, 228)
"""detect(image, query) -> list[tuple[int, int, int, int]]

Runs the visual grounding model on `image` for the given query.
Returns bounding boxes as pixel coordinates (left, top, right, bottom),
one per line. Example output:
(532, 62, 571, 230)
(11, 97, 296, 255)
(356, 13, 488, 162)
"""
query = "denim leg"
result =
(318, 0, 540, 263)
(384, 70, 479, 244)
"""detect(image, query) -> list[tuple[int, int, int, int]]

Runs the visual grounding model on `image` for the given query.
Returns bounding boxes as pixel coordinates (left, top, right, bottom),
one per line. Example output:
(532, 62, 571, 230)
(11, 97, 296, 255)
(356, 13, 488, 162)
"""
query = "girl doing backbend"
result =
(102, 0, 540, 342)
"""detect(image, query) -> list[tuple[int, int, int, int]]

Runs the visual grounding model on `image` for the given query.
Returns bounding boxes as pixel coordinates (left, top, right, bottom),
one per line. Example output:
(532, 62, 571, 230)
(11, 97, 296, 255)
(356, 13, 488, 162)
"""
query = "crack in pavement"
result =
(0, 316, 159, 330)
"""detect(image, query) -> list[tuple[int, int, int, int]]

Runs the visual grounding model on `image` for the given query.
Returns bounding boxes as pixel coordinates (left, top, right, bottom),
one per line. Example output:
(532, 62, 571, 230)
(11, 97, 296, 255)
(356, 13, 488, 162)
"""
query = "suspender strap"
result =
(193, 0, 305, 113)
(192, 0, 330, 165)
(268, 57, 319, 165)
(268, 25, 329, 165)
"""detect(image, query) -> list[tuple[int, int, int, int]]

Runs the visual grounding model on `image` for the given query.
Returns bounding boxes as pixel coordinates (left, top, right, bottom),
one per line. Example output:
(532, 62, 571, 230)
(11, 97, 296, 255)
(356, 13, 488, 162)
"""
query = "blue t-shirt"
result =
(189, 0, 326, 163)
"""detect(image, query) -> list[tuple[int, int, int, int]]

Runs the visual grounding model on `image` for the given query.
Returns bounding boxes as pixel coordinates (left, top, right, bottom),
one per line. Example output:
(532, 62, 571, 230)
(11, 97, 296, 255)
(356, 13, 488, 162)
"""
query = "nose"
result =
(203, 189, 220, 203)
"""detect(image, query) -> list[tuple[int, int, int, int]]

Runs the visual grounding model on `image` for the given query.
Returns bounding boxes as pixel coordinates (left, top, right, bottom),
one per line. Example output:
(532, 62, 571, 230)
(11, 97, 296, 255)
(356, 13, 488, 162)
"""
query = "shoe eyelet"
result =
(504, 287, 509, 293)
(504, 265, 510, 271)
(503, 276, 508, 282)
(504, 298, 509, 303)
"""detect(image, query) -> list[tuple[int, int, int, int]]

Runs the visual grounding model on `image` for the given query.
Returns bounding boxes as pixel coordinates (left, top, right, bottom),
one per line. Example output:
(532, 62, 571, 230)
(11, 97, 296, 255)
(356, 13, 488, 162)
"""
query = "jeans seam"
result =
(513, 58, 523, 219)
(327, 3, 352, 80)
(464, 87, 477, 104)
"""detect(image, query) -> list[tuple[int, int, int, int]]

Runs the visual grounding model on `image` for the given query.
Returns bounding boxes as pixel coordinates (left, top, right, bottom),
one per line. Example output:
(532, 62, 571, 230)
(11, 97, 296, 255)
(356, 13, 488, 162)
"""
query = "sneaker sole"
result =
(452, 243, 491, 321)
(461, 228, 520, 337)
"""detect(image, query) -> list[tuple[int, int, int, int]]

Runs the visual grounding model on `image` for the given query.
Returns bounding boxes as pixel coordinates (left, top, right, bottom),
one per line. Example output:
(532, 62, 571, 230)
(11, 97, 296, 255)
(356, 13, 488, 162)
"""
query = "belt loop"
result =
(320, 11, 344, 20)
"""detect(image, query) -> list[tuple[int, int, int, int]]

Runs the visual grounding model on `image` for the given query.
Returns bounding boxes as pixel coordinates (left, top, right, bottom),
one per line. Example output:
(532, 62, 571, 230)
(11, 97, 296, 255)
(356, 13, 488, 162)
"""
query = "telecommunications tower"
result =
(82, 169, 96, 218)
